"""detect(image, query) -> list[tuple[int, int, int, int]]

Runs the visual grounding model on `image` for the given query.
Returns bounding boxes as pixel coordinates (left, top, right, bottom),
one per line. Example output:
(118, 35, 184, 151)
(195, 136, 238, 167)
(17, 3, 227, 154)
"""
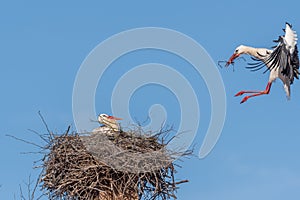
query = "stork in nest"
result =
(92, 113, 123, 134)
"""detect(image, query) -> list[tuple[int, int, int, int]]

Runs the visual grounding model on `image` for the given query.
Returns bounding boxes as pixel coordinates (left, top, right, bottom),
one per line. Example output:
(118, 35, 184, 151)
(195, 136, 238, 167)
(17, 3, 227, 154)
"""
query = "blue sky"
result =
(1, 0, 300, 199)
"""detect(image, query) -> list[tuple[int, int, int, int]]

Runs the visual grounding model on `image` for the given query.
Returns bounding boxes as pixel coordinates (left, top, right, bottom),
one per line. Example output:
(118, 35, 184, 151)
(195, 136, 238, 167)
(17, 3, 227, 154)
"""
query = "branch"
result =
(6, 134, 43, 149)
(38, 111, 54, 140)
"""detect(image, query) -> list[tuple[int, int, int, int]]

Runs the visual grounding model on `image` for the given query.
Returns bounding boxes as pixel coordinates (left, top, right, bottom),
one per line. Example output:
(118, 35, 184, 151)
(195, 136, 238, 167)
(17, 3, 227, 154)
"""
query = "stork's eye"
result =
(235, 49, 239, 53)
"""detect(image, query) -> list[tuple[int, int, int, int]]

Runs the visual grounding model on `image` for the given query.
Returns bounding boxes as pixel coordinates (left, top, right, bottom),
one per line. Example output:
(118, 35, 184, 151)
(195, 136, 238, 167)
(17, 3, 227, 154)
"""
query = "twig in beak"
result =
(217, 60, 227, 68)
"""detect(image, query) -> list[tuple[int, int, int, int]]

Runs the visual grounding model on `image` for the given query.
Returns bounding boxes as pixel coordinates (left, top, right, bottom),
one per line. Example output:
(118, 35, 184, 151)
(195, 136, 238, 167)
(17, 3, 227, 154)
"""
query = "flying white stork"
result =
(226, 22, 299, 103)
(92, 113, 123, 133)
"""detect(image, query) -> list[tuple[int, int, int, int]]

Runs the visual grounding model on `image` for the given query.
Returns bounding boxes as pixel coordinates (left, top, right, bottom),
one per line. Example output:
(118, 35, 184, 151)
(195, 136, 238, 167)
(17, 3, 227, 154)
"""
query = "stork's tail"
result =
(284, 83, 291, 99)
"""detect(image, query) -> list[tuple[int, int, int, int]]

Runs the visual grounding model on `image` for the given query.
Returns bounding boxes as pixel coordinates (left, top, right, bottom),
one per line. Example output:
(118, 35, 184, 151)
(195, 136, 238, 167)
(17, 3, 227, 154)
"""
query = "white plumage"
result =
(284, 23, 297, 53)
(92, 113, 122, 134)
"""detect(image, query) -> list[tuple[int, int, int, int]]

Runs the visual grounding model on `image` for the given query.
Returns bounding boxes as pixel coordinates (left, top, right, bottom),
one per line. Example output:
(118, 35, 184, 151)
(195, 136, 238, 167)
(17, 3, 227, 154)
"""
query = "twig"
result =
(27, 129, 49, 144)
(38, 111, 54, 140)
(6, 134, 43, 149)
(174, 180, 188, 185)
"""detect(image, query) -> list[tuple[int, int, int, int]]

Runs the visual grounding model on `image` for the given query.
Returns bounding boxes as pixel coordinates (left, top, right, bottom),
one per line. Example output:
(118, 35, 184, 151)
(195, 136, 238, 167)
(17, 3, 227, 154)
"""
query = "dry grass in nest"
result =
(40, 125, 191, 200)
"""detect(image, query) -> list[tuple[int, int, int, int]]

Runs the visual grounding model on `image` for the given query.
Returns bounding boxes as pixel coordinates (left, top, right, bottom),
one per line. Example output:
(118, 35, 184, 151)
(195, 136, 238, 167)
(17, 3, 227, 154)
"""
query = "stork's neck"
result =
(240, 46, 257, 56)
(102, 119, 120, 131)
(240, 45, 270, 60)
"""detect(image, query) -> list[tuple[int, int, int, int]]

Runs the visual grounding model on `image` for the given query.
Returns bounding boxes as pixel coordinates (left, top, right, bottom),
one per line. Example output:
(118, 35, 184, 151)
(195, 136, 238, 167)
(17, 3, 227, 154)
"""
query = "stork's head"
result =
(98, 113, 122, 124)
(97, 113, 122, 131)
(226, 45, 246, 66)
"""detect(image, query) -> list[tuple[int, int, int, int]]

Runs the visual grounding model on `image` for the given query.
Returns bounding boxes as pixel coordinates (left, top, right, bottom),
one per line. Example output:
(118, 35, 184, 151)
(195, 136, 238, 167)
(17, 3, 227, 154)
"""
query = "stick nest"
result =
(41, 126, 190, 200)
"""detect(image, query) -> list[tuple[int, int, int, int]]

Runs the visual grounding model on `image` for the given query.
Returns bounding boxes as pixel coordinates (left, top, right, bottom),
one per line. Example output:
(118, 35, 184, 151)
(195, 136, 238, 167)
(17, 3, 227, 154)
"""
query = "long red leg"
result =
(237, 82, 272, 104)
(235, 90, 263, 96)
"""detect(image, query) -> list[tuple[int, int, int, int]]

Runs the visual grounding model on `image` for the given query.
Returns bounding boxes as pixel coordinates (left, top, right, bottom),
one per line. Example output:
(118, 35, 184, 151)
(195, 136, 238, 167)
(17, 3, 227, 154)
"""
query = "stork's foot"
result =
(235, 91, 245, 96)
(240, 96, 250, 104)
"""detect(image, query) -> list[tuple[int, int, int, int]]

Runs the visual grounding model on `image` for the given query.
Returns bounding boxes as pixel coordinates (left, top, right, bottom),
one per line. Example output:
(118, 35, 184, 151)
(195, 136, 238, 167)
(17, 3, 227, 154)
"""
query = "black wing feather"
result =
(247, 36, 300, 84)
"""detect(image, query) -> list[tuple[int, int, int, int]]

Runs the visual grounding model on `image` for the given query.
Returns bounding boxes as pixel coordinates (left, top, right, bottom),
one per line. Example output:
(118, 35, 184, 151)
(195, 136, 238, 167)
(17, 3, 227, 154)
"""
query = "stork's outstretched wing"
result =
(247, 23, 300, 83)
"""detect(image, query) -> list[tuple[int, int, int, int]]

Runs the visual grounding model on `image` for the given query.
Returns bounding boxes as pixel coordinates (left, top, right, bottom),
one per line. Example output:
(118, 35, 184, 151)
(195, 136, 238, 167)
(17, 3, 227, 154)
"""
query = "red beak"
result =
(226, 53, 240, 67)
(108, 115, 122, 120)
